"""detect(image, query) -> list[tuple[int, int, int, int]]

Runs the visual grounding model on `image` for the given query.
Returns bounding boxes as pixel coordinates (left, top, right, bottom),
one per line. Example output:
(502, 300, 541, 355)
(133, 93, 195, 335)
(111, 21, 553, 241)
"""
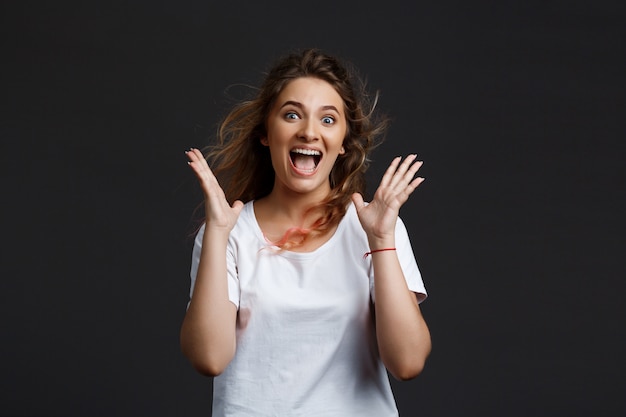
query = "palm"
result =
(353, 155, 424, 242)
(186, 148, 243, 231)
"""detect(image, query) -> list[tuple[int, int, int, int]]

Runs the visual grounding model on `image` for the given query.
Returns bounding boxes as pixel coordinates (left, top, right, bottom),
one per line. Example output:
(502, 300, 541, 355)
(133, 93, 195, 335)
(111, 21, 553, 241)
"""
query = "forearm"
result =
(371, 249, 431, 381)
(180, 229, 237, 376)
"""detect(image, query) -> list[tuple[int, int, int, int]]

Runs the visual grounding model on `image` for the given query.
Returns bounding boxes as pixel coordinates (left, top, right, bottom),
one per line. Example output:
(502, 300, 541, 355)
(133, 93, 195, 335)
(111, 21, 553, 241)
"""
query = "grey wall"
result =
(1, 1, 624, 416)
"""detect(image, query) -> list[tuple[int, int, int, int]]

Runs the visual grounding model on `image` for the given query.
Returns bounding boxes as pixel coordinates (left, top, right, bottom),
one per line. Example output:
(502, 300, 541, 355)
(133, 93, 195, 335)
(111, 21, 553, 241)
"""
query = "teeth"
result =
(291, 148, 321, 156)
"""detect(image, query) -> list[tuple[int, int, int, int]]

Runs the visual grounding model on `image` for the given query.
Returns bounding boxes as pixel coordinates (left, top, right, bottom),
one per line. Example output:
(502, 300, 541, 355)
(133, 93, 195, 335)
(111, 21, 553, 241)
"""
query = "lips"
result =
(289, 148, 322, 175)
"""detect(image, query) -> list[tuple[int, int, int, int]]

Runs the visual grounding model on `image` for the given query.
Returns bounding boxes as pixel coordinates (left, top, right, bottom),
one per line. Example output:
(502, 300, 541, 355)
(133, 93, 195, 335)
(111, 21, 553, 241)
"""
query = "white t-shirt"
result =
(189, 201, 427, 417)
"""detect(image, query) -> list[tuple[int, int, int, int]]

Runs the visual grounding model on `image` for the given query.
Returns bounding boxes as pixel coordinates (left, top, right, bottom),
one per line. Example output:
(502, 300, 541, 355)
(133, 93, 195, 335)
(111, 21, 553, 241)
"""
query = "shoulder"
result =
(229, 200, 256, 237)
(334, 202, 369, 250)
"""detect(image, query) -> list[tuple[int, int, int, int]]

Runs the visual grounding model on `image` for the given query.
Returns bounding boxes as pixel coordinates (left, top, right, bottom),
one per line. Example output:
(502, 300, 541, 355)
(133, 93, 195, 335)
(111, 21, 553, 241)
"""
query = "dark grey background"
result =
(1, 1, 624, 416)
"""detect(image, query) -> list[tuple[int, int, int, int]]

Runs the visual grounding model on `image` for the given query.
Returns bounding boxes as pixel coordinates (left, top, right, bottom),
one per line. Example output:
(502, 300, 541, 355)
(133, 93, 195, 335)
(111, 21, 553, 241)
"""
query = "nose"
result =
(297, 118, 319, 142)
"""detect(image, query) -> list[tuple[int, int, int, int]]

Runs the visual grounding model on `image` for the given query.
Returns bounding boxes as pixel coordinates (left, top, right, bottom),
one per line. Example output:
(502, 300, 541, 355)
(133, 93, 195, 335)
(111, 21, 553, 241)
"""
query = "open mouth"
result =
(290, 148, 322, 174)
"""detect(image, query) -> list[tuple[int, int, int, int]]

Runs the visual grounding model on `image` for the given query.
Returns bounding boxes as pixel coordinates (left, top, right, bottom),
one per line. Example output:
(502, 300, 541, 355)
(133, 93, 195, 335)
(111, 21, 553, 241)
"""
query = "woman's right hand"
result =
(186, 148, 244, 232)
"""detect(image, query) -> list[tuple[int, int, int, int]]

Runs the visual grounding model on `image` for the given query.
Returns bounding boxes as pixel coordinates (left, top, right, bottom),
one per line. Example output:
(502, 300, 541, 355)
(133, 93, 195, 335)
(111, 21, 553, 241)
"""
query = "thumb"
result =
(351, 193, 365, 211)
(232, 200, 244, 215)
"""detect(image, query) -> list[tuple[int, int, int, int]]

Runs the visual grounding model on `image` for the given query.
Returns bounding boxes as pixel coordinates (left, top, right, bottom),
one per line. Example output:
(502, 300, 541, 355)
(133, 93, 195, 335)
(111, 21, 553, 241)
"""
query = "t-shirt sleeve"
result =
(188, 224, 241, 310)
(369, 216, 427, 304)
(396, 216, 427, 303)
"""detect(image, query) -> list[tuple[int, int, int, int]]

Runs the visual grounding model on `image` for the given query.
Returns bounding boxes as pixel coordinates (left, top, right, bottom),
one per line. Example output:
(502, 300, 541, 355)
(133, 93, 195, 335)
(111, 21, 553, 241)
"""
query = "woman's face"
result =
(262, 77, 347, 198)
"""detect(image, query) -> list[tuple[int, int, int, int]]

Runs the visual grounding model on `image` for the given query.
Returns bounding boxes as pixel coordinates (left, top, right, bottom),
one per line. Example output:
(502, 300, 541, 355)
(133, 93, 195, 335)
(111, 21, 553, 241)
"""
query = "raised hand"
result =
(352, 155, 424, 246)
(186, 148, 244, 232)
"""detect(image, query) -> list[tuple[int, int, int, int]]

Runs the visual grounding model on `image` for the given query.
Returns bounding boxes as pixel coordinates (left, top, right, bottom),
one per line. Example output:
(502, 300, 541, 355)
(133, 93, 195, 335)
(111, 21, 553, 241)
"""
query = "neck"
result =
(258, 184, 331, 227)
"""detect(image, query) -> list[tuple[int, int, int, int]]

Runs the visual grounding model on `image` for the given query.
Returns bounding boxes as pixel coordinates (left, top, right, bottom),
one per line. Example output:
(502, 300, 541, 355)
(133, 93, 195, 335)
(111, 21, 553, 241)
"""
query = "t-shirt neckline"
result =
(248, 200, 350, 260)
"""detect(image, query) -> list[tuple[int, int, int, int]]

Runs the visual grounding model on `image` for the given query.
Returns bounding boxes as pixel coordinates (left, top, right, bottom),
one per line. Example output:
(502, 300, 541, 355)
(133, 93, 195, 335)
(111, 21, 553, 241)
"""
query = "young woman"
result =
(181, 48, 431, 416)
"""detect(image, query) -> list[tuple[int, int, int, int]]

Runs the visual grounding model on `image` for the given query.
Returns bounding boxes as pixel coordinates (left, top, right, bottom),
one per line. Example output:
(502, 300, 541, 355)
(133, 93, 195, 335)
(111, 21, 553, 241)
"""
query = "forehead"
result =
(276, 77, 345, 110)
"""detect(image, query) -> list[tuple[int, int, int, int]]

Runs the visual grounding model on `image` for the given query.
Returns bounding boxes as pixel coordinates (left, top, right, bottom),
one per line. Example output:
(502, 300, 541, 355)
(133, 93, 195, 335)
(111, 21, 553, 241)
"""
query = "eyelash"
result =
(284, 112, 335, 124)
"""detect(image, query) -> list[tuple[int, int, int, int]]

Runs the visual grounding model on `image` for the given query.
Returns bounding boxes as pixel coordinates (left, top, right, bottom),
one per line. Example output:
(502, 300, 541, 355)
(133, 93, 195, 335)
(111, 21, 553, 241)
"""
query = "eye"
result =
(285, 111, 300, 120)
(321, 116, 335, 125)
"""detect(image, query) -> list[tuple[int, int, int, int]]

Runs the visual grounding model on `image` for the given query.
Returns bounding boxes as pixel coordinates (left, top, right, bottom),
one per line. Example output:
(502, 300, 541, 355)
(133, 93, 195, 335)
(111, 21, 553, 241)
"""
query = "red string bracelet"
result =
(363, 248, 396, 259)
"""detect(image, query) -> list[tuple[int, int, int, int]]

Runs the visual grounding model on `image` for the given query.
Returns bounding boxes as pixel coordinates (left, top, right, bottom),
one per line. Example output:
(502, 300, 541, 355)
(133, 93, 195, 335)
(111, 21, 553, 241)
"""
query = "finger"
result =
(187, 148, 211, 166)
(379, 156, 402, 188)
(185, 148, 208, 166)
(232, 199, 245, 215)
(396, 176, 424, 202)
(351, 192, 365, 211)
(402, 160, 423, 186)
(402, 161, 424, 192)
(387, 154, 418, 189)
(186, 148, 211, 173)
(407, 176, 425, 194)
(185, 147, 198, 160)
(185, 149, 221, 195)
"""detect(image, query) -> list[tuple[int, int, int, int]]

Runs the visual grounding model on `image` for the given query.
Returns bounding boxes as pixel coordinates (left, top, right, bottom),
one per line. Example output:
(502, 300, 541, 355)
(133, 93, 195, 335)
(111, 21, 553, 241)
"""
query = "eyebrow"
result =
(279, 100, 341, 114)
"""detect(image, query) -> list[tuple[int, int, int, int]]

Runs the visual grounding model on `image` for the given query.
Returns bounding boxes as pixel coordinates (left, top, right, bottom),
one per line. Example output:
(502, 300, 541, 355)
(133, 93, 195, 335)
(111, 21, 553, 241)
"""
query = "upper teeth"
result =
(292, 149, 321, 156)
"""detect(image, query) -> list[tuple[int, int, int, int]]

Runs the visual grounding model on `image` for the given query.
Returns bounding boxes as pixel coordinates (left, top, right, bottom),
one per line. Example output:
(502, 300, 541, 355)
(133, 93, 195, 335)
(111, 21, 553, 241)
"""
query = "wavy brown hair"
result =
(203, 48, 389, 249)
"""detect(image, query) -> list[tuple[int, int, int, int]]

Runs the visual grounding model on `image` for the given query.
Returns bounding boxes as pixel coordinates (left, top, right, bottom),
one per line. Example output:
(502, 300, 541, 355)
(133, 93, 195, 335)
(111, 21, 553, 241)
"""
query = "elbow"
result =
(182, 348, 233, 377)
(389, 359, 426, 381)
(190, 358, 229, 377)
(180, 336, 234, 377)
(385, 345, 431, 381)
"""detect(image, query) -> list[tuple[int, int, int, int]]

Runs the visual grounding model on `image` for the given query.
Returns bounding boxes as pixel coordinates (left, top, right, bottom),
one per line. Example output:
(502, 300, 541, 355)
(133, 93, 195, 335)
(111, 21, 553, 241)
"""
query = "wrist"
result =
(363, 247, 396, 259)
(367, 236, 395, 250)
(202, 225, 232, 243)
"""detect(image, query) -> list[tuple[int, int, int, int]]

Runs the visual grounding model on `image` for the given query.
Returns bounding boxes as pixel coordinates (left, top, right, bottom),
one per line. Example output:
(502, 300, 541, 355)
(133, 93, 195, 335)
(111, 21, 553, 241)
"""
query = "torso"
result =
(189, 201, 426, 416)
(212, 201, 399, 416)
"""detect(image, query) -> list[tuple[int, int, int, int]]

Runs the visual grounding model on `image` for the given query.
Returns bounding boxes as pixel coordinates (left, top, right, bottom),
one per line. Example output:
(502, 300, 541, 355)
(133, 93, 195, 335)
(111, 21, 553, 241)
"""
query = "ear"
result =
(339, 145, 345, 155)
(260, 137, 269, 146)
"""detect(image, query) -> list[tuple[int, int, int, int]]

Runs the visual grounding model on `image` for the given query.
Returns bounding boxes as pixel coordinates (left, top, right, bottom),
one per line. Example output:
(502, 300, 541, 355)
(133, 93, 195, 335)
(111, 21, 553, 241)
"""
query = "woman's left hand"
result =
(352, 155, 424, 246)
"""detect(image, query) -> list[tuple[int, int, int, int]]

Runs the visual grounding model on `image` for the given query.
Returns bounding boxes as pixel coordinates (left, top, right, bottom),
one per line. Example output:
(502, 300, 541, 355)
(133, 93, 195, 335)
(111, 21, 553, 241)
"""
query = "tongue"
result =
(293, 154, 316, 170)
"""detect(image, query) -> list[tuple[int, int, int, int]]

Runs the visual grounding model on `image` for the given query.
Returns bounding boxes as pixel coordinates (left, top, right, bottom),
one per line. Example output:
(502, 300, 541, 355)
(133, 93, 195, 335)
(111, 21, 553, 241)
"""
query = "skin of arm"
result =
(368, 244, 431, 380)
(180, 148, 242, 376)
(352, 154, 432, 381)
